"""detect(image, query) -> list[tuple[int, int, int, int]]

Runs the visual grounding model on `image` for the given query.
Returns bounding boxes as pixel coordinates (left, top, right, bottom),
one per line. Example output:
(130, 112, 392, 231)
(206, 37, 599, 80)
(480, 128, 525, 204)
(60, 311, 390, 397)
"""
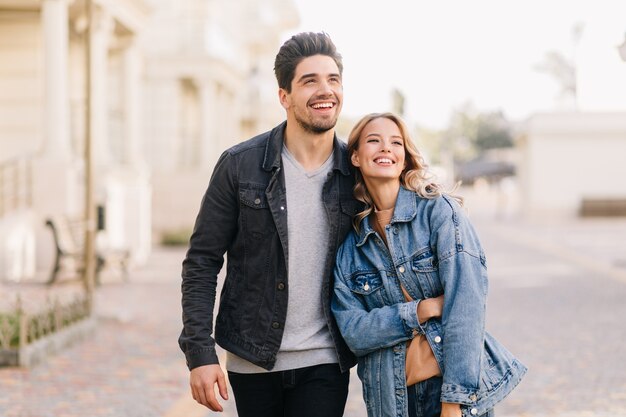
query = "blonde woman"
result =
(331, 113, 526, 417)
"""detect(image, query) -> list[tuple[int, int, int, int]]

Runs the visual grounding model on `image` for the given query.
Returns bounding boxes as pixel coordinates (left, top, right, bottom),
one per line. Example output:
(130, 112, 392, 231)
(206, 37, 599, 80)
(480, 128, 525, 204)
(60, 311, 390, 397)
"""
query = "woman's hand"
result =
(416, 294, 444, 324)
(440, 402, 462, 417)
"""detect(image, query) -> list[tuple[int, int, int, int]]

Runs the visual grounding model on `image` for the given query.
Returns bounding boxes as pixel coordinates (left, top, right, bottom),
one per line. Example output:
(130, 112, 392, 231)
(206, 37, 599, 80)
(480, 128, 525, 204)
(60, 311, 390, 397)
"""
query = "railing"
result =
(0, 155, 33, 218)
(0, 296, 91, 366)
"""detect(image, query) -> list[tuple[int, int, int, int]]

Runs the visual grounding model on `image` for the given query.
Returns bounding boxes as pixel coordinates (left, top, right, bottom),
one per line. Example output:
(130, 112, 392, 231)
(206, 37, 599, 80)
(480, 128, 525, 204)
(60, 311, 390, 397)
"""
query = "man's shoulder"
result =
(225, 130, 271, 158)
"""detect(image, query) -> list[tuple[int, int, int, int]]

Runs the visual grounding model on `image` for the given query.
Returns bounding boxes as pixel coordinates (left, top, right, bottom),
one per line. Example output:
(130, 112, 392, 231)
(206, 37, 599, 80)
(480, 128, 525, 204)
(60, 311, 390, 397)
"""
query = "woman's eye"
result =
(393, 141, 403, 146)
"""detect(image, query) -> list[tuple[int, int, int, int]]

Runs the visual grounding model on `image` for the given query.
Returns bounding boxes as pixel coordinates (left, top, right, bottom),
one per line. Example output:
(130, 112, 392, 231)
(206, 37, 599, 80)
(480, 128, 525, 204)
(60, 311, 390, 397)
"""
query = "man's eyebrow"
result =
(296, 72, 341, 83)
(297, 73, 317, 82)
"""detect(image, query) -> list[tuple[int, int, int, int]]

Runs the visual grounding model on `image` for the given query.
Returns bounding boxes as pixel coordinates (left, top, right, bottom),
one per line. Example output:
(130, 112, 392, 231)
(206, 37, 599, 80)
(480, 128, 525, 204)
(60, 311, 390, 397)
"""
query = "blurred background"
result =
(2, 0, 626, 279)
(1, 0, 625, 416)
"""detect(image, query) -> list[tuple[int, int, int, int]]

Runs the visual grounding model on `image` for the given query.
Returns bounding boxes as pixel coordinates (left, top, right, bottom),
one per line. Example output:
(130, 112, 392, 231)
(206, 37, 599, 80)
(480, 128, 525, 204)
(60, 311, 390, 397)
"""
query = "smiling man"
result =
(179, 32, 359, 417)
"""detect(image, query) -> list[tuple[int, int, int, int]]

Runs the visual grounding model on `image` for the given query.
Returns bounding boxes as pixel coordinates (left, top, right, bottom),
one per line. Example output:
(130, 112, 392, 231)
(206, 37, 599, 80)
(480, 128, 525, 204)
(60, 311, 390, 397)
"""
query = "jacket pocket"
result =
(347, 271, 385, 309)
(410, 249, 441, 297)
(239, 185, 273, 240)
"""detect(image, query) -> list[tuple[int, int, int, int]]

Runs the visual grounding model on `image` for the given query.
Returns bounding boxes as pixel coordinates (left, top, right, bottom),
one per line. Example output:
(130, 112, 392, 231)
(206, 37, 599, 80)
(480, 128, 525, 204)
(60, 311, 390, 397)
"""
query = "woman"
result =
(332, 113, 526, 417)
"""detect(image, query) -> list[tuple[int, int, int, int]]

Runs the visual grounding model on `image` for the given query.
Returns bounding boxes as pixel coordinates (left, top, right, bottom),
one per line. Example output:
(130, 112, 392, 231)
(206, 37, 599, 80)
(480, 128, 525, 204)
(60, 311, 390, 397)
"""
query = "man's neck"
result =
(283, 122, 335, 172)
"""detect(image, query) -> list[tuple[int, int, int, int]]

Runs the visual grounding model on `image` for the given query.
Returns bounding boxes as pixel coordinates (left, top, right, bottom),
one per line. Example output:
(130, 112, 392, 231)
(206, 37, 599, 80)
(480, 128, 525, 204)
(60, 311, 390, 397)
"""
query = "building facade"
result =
(0, 0, 298, 282)
(140, 0, 298, 236)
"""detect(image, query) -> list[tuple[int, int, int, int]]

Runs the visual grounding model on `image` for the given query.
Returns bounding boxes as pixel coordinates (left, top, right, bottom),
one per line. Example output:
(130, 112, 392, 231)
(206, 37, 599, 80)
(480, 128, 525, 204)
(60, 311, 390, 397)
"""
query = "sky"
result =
(290, 0, 626, 129)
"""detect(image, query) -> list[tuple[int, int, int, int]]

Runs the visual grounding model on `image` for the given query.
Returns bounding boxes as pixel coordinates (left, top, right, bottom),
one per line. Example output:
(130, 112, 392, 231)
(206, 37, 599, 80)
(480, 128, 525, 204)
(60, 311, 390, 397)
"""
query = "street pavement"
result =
(1, 193, 626, 416)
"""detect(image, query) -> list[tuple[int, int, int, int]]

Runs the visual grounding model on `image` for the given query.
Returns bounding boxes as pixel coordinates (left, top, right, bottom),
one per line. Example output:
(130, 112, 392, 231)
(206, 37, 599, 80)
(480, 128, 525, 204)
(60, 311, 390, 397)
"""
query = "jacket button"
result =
(272, 322, 280, 329)
(277, 282, 285, 290)
(470, 408, 478, 415)
(280, 206, 285, 210)
(434, 336, 442, 343)
(469, 394, 477, 402)
(398, 266, 405, 273)
(254, 198, 261, 204)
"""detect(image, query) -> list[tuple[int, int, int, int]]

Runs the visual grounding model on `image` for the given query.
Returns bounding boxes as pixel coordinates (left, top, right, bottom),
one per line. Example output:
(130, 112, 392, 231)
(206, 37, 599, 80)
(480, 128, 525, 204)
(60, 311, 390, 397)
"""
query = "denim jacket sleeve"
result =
(432, 196, 488, 404)
(178, 151, 238, 370)
(332, 242, 421, 357)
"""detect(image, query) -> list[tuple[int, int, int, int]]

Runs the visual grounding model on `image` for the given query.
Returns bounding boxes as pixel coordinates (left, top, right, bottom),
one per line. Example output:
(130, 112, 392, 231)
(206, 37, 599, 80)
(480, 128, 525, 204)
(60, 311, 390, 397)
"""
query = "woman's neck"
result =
(364, 179, 401, 211)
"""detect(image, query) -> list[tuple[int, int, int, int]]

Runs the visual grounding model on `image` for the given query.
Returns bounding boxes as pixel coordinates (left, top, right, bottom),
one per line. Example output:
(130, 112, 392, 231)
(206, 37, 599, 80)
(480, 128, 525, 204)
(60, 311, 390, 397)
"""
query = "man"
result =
(179, 32, 359, 417)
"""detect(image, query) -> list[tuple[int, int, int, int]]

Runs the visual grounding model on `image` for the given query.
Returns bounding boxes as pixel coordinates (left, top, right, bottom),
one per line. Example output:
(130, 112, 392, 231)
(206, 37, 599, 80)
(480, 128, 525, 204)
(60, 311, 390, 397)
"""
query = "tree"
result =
(534, 22, 584, 109)
(444, 104, 514, 161)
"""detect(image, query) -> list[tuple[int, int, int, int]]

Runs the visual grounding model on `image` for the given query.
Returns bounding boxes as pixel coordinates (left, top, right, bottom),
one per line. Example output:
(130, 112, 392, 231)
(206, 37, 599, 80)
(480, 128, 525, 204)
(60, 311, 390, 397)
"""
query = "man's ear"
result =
(278, 88, 289, 110)
(350, 152, 360, 167)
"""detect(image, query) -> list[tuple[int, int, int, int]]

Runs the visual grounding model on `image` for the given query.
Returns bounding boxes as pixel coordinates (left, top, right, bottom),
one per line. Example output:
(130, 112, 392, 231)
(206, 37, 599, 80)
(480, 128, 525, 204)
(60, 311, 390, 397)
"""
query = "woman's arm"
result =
(332, 261, 444, 357)
(432, 196, 488, 405)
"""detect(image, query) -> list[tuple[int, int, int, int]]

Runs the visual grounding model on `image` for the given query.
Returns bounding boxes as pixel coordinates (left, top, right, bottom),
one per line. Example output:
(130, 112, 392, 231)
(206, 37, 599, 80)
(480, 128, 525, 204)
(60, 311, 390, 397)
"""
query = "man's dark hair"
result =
(274, 32, 343, 93)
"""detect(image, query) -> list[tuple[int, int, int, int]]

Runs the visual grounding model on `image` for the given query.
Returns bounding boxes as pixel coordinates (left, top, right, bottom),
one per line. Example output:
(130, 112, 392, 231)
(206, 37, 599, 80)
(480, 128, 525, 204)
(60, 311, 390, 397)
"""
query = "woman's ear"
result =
(350, 152, 360, 167)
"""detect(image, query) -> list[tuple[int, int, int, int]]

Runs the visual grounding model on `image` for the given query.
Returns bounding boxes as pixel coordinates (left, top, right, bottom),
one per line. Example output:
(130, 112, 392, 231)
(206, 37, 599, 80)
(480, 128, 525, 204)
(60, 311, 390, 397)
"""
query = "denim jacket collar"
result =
(262, 121, 351, 176)
(356, 186, 417, 247)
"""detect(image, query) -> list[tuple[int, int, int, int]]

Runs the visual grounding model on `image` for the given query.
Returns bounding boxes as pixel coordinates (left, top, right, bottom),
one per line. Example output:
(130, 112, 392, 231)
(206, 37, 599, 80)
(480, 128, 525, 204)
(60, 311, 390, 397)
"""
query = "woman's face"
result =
(351, 117, 406, 182)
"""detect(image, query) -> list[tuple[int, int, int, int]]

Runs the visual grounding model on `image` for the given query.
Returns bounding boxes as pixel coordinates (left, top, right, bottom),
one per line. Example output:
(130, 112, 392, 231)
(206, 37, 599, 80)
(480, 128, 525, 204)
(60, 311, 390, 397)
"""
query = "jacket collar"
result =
(356, 186, 417, 247)
(262, 121, 351, 176)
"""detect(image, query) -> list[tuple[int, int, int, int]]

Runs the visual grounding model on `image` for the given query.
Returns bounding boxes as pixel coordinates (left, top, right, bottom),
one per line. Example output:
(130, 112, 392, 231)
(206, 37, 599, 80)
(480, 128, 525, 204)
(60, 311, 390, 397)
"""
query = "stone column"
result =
(41, 0, 71, 160)
(120, 36, 144, 168)
(89, 7, 113, 168)
(198, 79, 219, 168)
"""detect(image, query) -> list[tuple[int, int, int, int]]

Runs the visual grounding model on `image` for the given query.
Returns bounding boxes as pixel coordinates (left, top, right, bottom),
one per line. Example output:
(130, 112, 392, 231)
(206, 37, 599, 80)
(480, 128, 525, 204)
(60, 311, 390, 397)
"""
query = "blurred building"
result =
(520, 112, 626, 217)
(139, 0, 298, 237)
(0, 0, 152, 282)
(0, 0, 299, 282)
(520, 18, 626, 218)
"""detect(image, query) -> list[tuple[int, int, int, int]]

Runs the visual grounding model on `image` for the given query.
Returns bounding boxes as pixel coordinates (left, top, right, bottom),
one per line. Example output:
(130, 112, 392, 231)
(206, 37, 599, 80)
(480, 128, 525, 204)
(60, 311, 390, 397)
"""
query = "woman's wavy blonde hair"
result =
(347, 112, 463, 229)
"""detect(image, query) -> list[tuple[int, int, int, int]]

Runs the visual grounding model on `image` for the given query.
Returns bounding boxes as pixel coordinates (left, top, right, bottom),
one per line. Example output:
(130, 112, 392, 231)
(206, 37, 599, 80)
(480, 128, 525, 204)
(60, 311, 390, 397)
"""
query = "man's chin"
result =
(298, 119, 338, 134)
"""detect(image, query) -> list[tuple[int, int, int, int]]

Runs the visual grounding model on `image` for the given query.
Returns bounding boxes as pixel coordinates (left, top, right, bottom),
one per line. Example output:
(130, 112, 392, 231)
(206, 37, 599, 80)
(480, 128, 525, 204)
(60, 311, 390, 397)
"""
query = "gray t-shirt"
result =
(226, 145, 338, 373)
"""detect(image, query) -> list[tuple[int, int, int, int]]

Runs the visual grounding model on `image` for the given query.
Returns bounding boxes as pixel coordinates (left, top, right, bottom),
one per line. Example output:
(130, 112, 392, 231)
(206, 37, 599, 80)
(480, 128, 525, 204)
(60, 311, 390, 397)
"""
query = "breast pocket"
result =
(239, 185, 273, 240)
(347, 271, 386, 310)
(410, 249, 441, 298)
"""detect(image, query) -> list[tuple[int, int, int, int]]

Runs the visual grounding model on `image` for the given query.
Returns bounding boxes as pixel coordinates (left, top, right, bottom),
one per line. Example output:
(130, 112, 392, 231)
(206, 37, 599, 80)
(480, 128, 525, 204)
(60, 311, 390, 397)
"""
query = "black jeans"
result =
(407, 376, 494, 417)
(228, 363, 349, 417)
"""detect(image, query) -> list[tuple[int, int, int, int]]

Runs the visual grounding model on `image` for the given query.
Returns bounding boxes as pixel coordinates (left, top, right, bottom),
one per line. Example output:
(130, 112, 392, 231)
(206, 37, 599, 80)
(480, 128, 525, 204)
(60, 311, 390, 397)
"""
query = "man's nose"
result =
(318, 79, 333, 95)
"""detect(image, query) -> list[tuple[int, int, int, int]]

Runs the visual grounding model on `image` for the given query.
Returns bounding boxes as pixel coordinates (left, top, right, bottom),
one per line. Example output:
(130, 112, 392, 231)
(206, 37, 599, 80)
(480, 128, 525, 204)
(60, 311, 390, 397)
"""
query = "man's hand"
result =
(417, 295, 444, 324)
(190, 364, 229, 412)
(441, 402, 462, 417)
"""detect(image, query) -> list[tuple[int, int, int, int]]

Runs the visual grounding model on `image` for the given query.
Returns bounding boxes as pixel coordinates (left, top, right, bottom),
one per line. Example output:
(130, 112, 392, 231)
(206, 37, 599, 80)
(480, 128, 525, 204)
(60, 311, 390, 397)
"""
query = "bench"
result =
(579, 198, 626, 217)
(45, 216, 130, 285)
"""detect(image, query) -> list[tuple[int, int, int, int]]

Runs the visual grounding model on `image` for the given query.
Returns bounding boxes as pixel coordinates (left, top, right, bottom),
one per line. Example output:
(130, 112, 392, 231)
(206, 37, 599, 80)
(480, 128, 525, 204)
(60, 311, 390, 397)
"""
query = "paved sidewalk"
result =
(0, 246, 197, 417)
(1, 206, 625, 416)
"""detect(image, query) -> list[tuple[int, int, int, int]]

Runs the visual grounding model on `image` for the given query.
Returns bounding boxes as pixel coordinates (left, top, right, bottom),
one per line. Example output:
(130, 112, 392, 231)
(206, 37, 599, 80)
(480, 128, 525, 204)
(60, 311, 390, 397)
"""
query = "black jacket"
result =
(179, 121, 359, 372)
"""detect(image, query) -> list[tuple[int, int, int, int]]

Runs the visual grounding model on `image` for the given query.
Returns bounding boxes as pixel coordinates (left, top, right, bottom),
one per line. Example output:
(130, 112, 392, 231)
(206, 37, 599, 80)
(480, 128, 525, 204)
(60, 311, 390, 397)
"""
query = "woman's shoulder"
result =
(338, 228, 359, 253)
(414, 192, 462, 214)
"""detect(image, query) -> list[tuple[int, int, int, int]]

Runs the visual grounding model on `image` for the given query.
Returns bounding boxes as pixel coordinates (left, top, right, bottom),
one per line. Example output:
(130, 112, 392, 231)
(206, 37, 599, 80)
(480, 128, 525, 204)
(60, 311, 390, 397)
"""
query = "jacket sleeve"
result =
(331, 245, 422, 357)
(178, 151, 238, 370)
(432, 196, 488, 404)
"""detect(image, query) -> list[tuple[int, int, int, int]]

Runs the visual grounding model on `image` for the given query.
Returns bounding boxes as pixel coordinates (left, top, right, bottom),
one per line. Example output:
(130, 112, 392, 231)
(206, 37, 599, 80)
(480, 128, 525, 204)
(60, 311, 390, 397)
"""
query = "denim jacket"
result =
(332, 187, 526, 417)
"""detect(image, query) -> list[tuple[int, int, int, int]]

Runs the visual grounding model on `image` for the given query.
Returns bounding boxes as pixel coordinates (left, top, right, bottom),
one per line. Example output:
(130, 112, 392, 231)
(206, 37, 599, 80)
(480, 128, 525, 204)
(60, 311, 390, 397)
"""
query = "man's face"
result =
(279, 54, 343, 134)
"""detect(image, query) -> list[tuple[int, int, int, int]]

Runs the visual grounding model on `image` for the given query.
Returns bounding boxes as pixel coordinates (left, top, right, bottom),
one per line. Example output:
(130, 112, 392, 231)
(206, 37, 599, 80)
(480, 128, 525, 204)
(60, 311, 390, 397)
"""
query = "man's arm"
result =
(178, 151, 239, 410)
